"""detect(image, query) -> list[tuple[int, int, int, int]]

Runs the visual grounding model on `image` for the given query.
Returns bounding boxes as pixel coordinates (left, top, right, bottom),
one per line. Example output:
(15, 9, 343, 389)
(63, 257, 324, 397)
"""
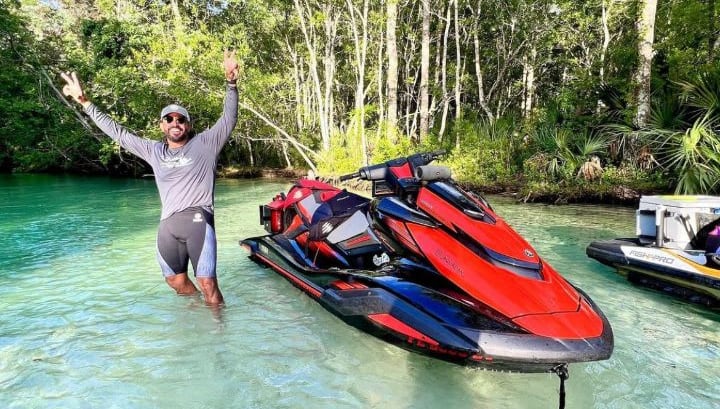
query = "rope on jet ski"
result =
(552, 364, 569, 409)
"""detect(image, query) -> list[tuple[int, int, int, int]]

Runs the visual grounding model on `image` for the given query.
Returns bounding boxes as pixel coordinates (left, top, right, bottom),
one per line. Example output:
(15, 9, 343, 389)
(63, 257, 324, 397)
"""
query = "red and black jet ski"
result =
(241, 151, 613, 377)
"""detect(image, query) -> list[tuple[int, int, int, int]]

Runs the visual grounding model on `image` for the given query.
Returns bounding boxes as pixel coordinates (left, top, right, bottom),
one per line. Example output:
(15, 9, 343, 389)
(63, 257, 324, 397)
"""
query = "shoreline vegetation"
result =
(217, 166, 656, 206)
(2, 2, 719, 205)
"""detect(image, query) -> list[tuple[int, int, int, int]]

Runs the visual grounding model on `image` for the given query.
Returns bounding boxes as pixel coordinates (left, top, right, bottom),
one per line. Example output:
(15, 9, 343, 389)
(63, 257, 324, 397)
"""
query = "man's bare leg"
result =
(197, 277, 224, 305)
(165, 272, 199, 295)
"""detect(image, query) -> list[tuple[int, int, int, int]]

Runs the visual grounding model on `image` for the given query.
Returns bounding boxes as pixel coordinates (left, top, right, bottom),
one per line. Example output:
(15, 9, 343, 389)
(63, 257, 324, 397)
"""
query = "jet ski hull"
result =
(244, 235, 614, 373)
(587, 238, 720, 307)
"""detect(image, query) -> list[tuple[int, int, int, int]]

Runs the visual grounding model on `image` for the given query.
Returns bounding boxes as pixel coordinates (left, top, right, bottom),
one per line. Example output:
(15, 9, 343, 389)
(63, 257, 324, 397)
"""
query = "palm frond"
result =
(677, 71, 720, 120)
(652, 114, 720, 194)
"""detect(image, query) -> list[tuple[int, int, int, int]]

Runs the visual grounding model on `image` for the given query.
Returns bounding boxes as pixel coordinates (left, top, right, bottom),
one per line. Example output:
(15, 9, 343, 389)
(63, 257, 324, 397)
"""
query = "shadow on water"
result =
(397, 356, 566, 409)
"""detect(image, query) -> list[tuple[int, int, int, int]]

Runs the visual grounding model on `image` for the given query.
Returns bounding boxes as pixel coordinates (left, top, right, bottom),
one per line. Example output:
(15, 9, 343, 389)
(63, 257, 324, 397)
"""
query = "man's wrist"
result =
(227, 79, 237, 88)
(77, 95, 92, 108)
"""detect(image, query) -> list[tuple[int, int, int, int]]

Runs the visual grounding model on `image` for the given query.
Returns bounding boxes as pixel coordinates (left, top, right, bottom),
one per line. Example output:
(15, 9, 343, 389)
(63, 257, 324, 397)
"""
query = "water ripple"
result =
(0, 176, 718, 409)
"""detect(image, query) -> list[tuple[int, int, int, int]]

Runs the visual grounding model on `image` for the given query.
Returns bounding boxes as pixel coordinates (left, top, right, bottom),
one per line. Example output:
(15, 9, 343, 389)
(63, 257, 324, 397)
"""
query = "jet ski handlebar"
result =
(339, 163, 387, 181)
(338, 150, 447, 182)
(338, 172, 360, 181)
(416, 150, 446, 164)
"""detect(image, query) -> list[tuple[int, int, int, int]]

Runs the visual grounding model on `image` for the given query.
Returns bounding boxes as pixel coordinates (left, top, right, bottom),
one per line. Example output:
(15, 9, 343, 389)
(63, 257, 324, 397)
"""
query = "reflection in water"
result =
(0, 175, 718, 409)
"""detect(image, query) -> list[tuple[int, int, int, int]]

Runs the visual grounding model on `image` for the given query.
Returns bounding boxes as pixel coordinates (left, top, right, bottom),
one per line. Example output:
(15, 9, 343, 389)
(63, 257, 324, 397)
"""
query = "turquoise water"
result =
(1, 174, 718, 409)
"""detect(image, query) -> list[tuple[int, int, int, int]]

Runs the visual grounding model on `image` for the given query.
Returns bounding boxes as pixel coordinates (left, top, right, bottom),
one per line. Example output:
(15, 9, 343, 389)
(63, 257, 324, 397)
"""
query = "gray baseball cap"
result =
(160, 104, 191, 122)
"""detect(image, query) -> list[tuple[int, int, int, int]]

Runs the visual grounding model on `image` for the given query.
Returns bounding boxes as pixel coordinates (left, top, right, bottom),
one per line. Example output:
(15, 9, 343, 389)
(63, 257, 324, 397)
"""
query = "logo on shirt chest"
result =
(160, 152, 193, 169)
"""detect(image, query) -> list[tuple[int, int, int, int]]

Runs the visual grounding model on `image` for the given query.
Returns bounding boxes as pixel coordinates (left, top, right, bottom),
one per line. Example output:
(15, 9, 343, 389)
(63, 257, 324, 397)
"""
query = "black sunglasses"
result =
(163, 115, 187, 124)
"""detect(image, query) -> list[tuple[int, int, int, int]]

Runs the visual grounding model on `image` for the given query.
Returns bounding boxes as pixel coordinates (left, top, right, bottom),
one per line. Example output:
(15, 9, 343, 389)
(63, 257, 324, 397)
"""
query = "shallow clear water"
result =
(0, 174, 718, 409)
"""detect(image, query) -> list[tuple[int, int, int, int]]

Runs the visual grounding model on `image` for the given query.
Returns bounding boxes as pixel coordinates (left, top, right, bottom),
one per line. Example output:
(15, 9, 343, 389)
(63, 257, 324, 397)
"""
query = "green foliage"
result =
(2, 0, 719, 204)
(316, 129, 365, 176)
(523, 123, 609, 182)
(649, 114, 720, 194)
(655, 0, 717, 81)
(81, 19, 135, 62)
(444, 117, 521, 187)
(601, 65, 720, 195)
(370, 133, 413, 164)
(0, 0, 100, 172)
(520, 162, 666, 204)
(677, 69, 720, 120)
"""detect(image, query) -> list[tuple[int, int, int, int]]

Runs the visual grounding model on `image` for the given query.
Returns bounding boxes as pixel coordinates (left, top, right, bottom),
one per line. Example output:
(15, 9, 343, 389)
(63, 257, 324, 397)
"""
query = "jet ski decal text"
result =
(372, 252, 390, 266)
(434, 249, 466, 276)
(620, 246, 700, 274)
(627, 249, 675, 265)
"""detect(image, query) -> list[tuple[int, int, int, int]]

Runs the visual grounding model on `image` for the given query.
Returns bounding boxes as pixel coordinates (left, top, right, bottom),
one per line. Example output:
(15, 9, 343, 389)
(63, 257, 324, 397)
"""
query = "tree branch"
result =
(239, 100, 318, 173)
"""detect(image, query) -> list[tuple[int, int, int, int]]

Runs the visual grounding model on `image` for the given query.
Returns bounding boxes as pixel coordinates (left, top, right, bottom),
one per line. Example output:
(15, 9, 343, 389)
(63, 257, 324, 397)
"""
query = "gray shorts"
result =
(156, 207, 217, 278)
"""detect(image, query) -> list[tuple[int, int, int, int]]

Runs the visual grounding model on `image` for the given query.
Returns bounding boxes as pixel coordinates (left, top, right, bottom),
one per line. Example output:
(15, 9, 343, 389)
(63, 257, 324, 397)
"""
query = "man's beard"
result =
(166, 128, 188, 143)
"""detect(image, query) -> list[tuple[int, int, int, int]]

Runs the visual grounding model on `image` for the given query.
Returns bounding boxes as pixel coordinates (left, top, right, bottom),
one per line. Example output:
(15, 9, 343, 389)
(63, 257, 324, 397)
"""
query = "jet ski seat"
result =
(691, 217, 720, 253)
(308, 190, 371, 242)
(310, 190, 370, 224)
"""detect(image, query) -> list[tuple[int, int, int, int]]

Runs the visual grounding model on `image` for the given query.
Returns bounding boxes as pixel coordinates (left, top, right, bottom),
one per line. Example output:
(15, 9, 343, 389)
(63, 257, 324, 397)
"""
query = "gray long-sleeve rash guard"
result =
(85, 85, 238, 220)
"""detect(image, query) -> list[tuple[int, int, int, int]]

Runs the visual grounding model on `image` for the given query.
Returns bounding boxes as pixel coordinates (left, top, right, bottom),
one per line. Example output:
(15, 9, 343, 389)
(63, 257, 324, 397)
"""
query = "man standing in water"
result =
(60, 51, 239, 306)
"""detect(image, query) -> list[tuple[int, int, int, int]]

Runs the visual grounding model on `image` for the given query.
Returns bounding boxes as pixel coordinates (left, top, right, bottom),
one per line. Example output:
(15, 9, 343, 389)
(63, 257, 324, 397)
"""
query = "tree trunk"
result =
(386, 0, 399, 136)
(709, 0, 717, 59)
(239, 101, 318, 174)
(293, 0, 334, 151)
(281, 142, 291, 169)
(247, 139, 255, 167)
(634, 0, 657, 128)
(377, 28, 385, 141)
(288, 41, 304, 131)
(473, 32, 494, 121)
(522, 47, 536, 119)
(600, 0, 611, 83)
(453, 0, 462, 149)
(439, 0, 452, 141)
(324, 9, 338, 143)
(169, 0, 184, 34)
(345, 0, 369, 163)
(429, 36, 441, 133)
(419, 0, 431, 143)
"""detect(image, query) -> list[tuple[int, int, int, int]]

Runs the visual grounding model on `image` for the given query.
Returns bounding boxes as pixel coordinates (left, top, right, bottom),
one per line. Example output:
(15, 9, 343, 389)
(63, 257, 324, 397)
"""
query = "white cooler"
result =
(636, 195, 720, 249)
